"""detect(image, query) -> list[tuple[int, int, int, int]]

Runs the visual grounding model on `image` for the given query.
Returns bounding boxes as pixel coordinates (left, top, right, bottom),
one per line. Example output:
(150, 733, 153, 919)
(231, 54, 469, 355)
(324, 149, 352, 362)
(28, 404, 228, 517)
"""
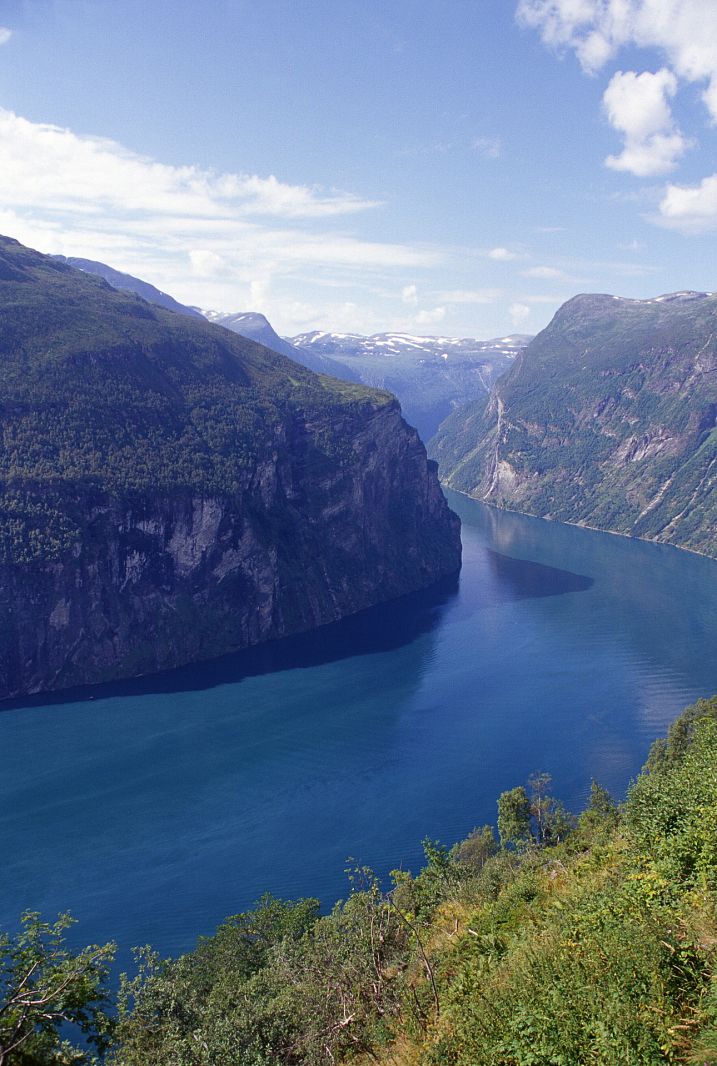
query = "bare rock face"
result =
(0, 238, 461, 699)
(433, 291, 717, 557)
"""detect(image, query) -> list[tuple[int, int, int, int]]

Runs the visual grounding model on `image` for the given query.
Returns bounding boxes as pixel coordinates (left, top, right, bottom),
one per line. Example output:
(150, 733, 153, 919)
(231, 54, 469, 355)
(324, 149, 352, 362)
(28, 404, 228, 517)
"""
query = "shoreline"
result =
(442, 483, 717, 563)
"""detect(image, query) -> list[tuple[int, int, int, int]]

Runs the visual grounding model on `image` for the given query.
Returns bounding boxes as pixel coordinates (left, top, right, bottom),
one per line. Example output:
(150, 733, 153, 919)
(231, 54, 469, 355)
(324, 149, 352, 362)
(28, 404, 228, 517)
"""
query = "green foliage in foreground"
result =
(0, 913, 114, 1065)
(6, 695, 717, 1064)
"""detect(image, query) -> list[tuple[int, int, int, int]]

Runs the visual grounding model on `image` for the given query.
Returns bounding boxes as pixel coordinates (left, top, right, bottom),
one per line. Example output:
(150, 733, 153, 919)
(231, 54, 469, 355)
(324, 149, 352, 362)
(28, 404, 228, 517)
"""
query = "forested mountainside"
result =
(51, 257, 526, 445)
(51, 260, 359, 382)
(289, 331, 531, 444)
(7, 694, 717, 1065)
(433, 291, 717, 557)
(0, 237, 460, 699)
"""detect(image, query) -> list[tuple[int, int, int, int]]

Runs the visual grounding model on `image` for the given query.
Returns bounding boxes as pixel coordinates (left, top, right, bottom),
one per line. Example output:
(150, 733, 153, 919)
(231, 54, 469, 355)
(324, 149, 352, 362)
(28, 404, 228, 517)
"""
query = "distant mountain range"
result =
(50, 256, 529, 443)
(203, 311, 360, 382)
(287, 331, 532, 442)
(290, 330, 530, 361)
(433, 290, 717, 557)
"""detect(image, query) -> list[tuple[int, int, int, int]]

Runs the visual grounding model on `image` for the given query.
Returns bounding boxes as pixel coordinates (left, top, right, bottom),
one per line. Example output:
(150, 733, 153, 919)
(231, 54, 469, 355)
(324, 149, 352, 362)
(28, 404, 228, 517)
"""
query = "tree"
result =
(452, 825, 498, 870)
(497, 787, 532, 849)
(528, 773, 576, 845)
(0, 912, 115, 1065)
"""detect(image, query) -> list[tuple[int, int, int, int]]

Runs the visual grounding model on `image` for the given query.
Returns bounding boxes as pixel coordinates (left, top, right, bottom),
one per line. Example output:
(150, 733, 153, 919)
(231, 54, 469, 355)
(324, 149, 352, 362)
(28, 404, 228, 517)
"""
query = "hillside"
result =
(433, 291, 717, 557)
(12, 694, 717, 1064)
(52, 255, 204, 318)
(110, 695, 717, 1065)
(289, 331, 530, 443)
(0, 236, 461, 699)
(203, 309, 359, 382)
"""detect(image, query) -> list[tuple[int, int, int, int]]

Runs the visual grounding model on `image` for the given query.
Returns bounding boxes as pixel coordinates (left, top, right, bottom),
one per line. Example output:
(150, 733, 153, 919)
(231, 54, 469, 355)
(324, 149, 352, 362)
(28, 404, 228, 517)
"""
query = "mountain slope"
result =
(289, 331, 531, 443)
(433, 290, 717, 556)
(53, 255, 204, 317)
(0, 237, 461, 699)
(204, 310, 359, 382)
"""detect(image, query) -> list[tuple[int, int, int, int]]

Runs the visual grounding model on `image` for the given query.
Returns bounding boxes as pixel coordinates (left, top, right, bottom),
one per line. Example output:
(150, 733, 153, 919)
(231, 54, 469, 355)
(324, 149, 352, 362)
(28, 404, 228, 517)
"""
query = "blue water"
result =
(2, 490, 717, 969)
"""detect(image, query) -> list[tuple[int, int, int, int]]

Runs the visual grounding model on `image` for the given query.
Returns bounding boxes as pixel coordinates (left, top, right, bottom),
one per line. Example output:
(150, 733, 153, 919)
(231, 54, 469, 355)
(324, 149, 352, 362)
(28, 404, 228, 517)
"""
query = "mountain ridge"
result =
(0, 236, 461, 699)
(432, 288, 717, 557)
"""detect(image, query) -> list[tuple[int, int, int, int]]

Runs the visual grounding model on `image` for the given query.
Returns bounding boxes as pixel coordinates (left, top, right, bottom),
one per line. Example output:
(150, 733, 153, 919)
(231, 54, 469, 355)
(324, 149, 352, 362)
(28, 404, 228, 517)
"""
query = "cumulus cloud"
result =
(189, 249, 227, 276)
(516, 0, 717, 114)
(509, 302, 531, 325)
(657, 174, 717, 232)
(415, 306, 446, 325)
(401, 283, 418, 305)
(517, 0, 717, 194)
(602, 68, 689, 175)
(0, 27, 11, 45)
(488, 246, 520, 261)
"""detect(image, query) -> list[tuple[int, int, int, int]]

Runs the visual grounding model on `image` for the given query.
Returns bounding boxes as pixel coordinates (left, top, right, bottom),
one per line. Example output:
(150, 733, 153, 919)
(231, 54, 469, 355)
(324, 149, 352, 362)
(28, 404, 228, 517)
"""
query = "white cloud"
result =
(473, 136, 502, 159)
(0, 27, 11, 45)
(0, 106, 443, 329)
(509, 302, 531, 325)
(516, 0, 717, 113)
(401, 283, 418, 305)
(0, 108, 381, 221)
(488, 246, 520, 261)
(657, 174, 717, 232)
(189, 249, 227, 276)
(523, 265, 565, 278)
(415, 306, 446, 325)
(435, 288, 502, 303)
(517, 0, 717, 193)
(602, 68, 689, 176)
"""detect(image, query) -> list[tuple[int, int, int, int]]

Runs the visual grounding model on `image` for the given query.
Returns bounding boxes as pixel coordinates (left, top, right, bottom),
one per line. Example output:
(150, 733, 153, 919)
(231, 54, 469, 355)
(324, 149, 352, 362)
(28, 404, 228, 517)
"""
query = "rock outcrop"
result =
(432, 291, 717, 557)
(0, 238, 460, 699)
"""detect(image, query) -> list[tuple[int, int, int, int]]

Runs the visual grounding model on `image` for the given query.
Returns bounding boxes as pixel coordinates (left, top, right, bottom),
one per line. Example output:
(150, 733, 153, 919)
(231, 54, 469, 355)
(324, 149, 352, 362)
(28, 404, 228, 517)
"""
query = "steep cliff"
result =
(432, 291, 717, 556)
(0, 237, 460, 699)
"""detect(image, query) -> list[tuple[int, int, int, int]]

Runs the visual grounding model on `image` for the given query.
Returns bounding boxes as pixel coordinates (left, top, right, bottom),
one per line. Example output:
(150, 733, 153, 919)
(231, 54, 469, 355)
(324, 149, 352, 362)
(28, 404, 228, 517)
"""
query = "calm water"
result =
(2, 490, 717, 967)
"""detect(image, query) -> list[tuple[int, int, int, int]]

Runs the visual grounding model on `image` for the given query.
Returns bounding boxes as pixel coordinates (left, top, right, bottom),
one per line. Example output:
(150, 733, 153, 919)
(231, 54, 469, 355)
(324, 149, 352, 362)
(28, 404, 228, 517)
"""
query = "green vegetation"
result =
(0, 237, 391, 563)
(0, 913, 114, 1065)
(6, 695, 717, 1064)
(432, 292, 717, 558)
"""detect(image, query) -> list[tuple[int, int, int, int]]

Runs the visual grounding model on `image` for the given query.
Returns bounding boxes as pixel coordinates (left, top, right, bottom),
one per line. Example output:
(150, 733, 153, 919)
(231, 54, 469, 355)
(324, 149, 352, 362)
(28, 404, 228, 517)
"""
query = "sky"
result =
(0, 0, 716, 338)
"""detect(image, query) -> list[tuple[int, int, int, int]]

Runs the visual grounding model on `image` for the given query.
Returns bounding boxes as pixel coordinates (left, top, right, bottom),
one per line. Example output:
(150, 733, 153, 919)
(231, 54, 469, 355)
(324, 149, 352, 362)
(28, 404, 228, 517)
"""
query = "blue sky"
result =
(0, 0, 716, 337)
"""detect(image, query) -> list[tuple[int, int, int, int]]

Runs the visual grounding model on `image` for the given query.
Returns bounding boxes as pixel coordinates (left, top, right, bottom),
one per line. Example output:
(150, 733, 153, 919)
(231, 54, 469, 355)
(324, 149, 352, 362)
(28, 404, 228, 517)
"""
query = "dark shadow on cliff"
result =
(2, 547, 594, 712)
(2, 573, 461, 711)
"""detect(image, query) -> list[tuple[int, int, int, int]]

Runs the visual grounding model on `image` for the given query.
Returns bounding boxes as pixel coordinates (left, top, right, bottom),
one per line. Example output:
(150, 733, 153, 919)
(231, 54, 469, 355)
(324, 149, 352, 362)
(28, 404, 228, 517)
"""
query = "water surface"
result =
(2, 491, 717, 966)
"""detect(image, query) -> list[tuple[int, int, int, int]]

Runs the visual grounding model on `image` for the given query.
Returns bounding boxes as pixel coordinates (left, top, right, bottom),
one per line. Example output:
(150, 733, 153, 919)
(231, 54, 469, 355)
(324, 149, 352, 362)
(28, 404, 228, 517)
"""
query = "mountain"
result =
(0, 236, 460, 699)
(203, 310, 360, 382)
(51, 259, 360, 382)
(433, 290, 717, 556)
(288, 331, 531, 443)
(53, 255, 204, 318)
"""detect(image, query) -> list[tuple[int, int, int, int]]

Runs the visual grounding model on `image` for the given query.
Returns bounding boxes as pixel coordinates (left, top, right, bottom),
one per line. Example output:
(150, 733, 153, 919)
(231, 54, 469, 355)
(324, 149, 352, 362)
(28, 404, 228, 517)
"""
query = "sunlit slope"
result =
(433, 291, 717, 556)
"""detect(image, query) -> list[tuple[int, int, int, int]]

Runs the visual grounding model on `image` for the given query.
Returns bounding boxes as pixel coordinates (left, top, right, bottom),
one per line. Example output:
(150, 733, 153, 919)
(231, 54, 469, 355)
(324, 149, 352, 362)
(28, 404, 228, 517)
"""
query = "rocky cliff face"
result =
(432, 291, 717, 557)
(0, 238, 460, 699)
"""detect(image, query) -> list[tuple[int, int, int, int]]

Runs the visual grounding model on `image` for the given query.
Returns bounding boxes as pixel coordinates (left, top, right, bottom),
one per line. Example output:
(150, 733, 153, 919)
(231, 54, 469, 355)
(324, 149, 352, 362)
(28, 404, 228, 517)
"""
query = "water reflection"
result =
(3, 494, 717, 970)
